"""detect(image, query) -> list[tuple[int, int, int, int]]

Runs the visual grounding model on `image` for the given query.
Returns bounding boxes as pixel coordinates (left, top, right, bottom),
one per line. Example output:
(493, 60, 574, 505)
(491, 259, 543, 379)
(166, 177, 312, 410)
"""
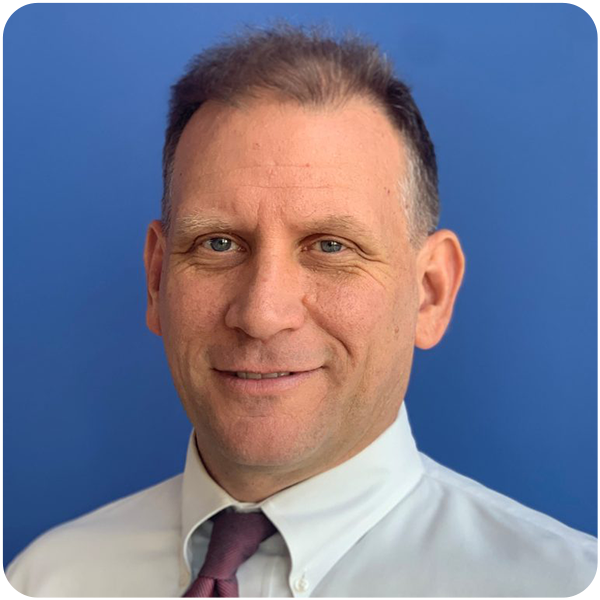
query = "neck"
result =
(200, 456, 312, 503)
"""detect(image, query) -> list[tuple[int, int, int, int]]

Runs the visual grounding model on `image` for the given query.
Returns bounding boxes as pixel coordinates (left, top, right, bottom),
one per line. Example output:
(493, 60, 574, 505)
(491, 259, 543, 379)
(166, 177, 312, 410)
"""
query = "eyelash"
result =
(197, 236, 349, 255)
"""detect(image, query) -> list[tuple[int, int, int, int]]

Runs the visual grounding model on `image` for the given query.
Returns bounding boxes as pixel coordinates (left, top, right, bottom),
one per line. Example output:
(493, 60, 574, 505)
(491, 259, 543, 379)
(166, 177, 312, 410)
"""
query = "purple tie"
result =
(184, 511, 276, 597)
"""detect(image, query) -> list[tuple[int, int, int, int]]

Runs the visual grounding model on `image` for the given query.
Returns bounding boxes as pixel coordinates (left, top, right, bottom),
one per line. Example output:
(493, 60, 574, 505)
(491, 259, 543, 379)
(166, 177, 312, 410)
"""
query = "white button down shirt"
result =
(6, 404, 597, 597)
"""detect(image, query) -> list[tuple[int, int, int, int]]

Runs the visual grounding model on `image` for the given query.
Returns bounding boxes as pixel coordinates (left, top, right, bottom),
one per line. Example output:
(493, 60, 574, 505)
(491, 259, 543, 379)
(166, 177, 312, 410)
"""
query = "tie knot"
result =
(199, 510, 276, 581)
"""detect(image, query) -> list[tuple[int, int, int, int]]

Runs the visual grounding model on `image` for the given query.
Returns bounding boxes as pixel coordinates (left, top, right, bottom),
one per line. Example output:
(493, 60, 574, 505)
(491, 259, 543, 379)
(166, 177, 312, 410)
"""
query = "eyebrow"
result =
(173, 215, 236, 239)
(173, 213, 377, 244)
(302, 214, 377, 243)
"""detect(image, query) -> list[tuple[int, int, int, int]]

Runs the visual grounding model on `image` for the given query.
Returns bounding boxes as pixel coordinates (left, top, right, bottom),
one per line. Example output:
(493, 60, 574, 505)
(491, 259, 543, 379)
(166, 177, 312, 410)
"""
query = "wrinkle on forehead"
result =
(179, 185, 348, 194)
(172, 183, 386, 236)
(174, 164, 373, 200)
(182, 163, 356, 178)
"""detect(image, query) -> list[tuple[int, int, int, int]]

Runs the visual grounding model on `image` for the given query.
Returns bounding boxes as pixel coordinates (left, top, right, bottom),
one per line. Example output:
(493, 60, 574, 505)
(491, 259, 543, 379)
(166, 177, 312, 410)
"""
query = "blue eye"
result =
(318, 240, 345, 253)
(202, 237, 240, 252)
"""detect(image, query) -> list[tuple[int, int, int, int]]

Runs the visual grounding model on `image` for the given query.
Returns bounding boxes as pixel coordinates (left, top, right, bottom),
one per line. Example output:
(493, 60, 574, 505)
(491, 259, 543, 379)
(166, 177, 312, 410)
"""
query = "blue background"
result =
(4, 3, 597, 567)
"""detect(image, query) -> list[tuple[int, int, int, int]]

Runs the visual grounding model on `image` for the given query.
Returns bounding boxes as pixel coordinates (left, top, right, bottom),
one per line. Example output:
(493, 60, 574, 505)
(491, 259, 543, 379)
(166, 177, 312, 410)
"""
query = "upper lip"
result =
(215, 367, 318, 374)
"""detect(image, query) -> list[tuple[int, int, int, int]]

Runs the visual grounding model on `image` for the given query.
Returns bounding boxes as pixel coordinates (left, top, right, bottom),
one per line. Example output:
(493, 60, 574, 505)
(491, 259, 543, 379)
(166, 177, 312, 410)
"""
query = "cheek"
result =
(160, 274, 224, 342)
(310, 271, 416, 360)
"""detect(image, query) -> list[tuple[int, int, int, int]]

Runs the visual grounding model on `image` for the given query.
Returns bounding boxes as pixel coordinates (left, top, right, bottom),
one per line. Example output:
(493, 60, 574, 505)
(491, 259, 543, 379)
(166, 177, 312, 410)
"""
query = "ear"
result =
(143, 220, 166, 336)
(415, 229, 465, 350)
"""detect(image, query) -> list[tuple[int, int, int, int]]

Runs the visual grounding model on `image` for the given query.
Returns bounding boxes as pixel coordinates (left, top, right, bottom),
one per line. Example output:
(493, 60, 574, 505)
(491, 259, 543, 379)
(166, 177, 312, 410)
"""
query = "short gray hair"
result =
(161, 23, 440, 246)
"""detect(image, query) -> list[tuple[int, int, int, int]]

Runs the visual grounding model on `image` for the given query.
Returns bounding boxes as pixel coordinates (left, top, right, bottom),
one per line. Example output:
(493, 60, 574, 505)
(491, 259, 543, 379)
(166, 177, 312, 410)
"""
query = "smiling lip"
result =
(213, 368, 321, 394)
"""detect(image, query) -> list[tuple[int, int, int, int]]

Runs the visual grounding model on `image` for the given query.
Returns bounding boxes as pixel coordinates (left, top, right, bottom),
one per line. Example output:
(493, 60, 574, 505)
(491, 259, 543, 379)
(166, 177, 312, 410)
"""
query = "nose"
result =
(224, 250, 306, 340)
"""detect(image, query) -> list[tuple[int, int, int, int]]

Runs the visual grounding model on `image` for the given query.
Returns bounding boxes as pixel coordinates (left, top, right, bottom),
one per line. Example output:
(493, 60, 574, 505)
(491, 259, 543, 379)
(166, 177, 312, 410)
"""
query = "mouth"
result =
(213, 368, 321, 394)
(224, 371, 295, 379)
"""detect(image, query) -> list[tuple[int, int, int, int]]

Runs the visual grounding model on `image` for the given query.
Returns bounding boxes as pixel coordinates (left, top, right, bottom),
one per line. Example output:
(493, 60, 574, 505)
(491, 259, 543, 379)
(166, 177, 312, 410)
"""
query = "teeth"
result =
(235, 372, 292, 379)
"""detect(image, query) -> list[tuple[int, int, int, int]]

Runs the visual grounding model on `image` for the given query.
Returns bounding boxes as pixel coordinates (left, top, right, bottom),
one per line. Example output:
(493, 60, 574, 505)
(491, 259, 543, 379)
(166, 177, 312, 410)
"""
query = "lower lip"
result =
(214, 369, 321, 394)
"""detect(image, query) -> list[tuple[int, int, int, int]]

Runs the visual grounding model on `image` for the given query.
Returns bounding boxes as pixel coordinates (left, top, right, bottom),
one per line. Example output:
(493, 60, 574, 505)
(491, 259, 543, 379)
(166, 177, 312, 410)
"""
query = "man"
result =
(6, 25, 596, 597)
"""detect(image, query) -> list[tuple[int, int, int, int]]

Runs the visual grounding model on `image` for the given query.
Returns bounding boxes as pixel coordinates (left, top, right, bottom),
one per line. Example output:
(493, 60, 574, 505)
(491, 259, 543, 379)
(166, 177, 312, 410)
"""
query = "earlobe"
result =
(415, 230, 465, 350)
(143, 220, 166, 336)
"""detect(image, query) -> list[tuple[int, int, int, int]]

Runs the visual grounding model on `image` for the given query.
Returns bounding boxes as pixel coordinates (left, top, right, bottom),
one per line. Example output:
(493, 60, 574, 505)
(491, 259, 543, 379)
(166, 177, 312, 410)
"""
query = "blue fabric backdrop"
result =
(4, 3, 597, 568)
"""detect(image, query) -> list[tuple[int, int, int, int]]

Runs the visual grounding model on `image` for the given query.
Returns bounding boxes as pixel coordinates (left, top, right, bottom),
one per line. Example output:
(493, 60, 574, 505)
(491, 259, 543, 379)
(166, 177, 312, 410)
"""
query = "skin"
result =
(144, 95, 465, 502)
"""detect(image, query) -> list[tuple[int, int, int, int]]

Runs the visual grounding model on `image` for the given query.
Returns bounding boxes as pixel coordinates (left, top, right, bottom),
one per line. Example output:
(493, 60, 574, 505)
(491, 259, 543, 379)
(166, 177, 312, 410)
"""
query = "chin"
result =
(210, 413, 327, 470)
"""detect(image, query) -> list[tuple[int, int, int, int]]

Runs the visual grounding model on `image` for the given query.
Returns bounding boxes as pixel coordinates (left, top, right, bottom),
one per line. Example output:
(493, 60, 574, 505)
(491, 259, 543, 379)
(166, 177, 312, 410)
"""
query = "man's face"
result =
(149, 96, 423, 481)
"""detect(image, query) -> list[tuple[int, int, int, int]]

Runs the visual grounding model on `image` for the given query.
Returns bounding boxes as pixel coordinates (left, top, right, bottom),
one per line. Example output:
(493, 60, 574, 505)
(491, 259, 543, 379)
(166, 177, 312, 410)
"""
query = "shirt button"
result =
(294, 577, 309, 593)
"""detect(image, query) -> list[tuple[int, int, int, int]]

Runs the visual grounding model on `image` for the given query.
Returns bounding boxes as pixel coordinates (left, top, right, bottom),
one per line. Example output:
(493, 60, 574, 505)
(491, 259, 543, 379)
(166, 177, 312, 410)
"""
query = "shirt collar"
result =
(179, 402, 424, 596)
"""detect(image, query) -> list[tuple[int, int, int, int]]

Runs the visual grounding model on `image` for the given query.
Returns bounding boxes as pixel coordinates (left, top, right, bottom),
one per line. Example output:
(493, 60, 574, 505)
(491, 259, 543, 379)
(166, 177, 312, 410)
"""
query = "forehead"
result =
(170, 96, 409, 239)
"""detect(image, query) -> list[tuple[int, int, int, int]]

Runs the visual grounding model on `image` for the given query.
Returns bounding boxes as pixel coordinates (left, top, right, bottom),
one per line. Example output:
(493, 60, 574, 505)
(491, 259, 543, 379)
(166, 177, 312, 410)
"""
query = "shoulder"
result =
(419, 453, 597, 595)
(421, 452, 596, 545)
(332, 454, 596, 597)
(6, 474, 183, 597)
